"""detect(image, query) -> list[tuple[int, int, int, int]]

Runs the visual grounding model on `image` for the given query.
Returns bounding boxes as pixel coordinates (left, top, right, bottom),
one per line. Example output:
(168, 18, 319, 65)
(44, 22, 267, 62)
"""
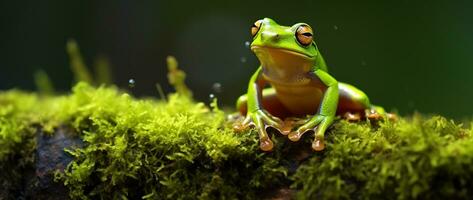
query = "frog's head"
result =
(250, 18, 318, 57)
(250, 18, 319, 75)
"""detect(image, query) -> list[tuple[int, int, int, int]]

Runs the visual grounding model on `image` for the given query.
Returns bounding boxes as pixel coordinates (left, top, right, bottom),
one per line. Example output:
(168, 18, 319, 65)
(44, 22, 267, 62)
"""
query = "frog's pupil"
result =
(302, 32, 312, 37)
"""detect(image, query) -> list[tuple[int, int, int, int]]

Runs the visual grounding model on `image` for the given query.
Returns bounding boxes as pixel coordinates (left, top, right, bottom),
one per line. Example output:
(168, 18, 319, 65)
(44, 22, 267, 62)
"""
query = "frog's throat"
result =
(251, 46, 315, 86)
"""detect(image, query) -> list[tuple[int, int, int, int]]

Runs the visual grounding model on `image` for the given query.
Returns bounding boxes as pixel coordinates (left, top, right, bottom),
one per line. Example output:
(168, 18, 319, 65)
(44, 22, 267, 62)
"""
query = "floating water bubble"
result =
(209, 93, 216, 102)
(128, 79, 136, 88)
(212, 82, 222, 93)
(333, 25, 339, 30)
(245, 41, 251, 48)
(240, 57, 247, 63)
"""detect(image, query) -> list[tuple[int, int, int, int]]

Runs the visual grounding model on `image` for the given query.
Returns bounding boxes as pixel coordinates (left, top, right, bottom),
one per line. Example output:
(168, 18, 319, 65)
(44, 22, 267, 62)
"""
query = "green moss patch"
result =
(293, 116, 473, 199)
(0, 91, 38, 197)
(1, 83, 473, 199)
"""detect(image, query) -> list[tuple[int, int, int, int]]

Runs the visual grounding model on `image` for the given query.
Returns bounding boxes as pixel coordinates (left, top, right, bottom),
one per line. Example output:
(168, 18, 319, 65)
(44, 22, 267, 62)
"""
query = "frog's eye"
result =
(251, 20, 263, 38)
(296, 25, 313, 46)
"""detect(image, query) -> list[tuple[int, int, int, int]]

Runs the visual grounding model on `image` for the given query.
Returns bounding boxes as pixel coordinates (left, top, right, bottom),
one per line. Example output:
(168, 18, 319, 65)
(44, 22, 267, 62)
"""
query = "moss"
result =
(1, 83, 473, 199)
(65, 39, 113, 86)
(167, 55, 192, 98)
(93, 56, 113, 86)
(0, 90, 38, 197)
(67, 39, 94, 84)
(1, 83, 289, 199)
(34, 70, 55, 95)
(52, 83, 290, 199)
(292, 116, 473, 199)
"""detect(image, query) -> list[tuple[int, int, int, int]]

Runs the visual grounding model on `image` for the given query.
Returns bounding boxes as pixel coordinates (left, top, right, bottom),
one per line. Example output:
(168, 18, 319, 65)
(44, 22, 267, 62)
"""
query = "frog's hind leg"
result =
(366, 105, 398, 121)
(336, 82, 370, 120)
(337, 82, 395, 121)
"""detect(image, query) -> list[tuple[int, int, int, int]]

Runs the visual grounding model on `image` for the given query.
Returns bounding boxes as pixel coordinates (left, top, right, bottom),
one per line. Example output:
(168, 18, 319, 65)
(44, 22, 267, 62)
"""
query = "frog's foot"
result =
(365, 107, 398, 122)
(244, 109, 287, 151)
(342, 112, 361, 122)
(232, 114, 274, 151)
(288, 115, 335, 151)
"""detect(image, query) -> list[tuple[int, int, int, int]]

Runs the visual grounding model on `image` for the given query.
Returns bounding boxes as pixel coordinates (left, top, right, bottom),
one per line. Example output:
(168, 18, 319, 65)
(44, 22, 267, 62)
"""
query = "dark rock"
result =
(24, 126, 83, 199)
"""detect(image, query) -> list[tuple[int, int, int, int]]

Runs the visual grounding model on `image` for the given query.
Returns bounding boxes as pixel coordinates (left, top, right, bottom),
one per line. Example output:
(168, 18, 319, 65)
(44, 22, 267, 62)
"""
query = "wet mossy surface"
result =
(1, 83, 473, 199)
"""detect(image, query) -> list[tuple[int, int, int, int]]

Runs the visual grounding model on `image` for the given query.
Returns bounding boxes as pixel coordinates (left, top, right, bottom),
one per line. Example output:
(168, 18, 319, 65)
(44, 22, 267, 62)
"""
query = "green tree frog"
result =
(234, 18, 393, 152)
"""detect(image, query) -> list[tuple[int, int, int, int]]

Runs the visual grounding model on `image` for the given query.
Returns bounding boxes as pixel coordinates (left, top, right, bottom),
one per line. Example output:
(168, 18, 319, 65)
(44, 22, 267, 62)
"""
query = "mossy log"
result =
(1, 83, 472, 199)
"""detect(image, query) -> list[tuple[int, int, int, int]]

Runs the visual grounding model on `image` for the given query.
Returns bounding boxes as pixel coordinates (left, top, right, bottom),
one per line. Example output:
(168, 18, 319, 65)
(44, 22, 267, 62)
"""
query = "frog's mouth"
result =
(251, 46, 315, 85)
(250, 45, 314, 60)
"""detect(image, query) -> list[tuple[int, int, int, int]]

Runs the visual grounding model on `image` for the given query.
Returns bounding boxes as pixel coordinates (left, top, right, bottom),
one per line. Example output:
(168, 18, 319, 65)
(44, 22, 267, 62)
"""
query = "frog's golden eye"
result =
(296, 25, 313, 46)
(251, 20, 263, 37)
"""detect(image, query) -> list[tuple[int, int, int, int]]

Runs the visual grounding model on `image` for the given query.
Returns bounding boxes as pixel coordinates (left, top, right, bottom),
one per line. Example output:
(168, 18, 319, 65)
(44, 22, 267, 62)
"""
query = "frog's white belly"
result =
(271, 84, 324, 116)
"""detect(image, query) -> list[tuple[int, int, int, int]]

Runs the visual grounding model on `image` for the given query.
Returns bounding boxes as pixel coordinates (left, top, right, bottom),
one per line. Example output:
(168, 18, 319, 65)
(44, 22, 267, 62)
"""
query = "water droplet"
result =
(333, 25, 339, 30)
(244, 41, 251, 48)
(212, 82, 222, 93)
(128, 79, 135, 88)
(209, 93, 216, 102)
(361, 60, 367, 66)
(240, 57, 247, 63)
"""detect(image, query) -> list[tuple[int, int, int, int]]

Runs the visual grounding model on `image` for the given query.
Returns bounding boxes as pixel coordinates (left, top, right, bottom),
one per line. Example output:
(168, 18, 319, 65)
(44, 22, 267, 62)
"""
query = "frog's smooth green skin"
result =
(236, 18, 388, 152)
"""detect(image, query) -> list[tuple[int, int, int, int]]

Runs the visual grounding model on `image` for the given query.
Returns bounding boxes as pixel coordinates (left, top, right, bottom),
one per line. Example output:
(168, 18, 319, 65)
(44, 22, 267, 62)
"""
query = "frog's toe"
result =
(365, 109, 383, 121)
(342, 112, 361, 122)
(279, 124, 292, 135)
(288, 131, 303, 141)
(288, 129, 311, 142)
(279, 118, 304, 136)
(272, 120, 293, 136)
(233, 123, 250, 132)
(312, 136, 325, 151)
(232, 116, 253, 132)
(260, 137, 274, 151)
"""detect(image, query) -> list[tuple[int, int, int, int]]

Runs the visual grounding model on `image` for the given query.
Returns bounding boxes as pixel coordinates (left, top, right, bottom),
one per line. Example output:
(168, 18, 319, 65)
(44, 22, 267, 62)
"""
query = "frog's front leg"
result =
(236, 67, 287, 151)
(288, 69, 339, 151)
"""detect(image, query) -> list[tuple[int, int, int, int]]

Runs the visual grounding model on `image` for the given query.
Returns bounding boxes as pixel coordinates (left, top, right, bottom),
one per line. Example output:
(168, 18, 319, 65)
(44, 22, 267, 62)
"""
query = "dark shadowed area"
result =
(1, 1, 472, 118)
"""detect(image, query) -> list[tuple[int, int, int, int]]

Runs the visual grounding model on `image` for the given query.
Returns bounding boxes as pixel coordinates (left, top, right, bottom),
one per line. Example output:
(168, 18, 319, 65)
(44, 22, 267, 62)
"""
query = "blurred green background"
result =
(1, 1, 472, 119)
